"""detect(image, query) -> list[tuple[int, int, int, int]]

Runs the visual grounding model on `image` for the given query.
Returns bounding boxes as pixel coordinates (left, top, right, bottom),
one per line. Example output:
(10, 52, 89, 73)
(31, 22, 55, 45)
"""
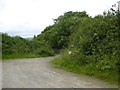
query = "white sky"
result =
(0, 0, 119, 38)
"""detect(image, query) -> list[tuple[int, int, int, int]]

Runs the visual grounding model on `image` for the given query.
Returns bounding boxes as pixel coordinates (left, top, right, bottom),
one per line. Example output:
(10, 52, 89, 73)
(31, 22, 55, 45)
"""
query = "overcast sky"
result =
(0, 0, 118, 38)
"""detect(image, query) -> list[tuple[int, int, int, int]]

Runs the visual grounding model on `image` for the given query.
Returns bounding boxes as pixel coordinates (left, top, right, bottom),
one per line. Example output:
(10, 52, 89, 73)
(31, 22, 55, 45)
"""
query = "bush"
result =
(51, 10, 119, 85)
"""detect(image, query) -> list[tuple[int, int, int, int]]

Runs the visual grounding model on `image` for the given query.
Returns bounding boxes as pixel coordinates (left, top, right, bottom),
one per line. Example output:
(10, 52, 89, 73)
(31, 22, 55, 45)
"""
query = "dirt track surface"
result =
(2, 56, 114, 88)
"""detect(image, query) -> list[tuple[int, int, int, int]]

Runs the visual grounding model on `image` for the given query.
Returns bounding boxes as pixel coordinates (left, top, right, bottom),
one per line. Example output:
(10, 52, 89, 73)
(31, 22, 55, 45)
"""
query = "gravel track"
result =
(2, 56, 114, 88)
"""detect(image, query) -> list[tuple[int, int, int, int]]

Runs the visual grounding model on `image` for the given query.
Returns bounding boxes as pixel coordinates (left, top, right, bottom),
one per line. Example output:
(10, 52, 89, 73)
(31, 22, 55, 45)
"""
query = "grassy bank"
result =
(2, 53, 42, 60)
(51, 57, 118, 86)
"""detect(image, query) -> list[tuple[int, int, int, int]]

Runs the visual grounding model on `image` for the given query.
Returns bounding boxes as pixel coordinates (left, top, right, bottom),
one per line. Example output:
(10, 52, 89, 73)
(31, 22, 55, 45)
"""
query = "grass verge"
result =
(51, 57, 119, 87)
(2, 53, 42, 60)
(2, 52, 55, 60)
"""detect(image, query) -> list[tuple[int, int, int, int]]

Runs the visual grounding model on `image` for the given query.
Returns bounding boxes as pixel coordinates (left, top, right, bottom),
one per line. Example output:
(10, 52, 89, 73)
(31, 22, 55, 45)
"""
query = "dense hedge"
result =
(2, 33, 55, 59)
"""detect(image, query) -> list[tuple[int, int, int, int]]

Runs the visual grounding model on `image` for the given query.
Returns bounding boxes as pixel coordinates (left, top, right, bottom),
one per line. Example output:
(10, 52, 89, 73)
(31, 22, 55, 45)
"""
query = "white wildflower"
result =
(68, 50, 72, 54)
(94, 33, 97, 36)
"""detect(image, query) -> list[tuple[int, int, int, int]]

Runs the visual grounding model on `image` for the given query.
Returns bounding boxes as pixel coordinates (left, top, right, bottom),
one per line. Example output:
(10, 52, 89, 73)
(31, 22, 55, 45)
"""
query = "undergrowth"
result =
(51, 57, 118, 86)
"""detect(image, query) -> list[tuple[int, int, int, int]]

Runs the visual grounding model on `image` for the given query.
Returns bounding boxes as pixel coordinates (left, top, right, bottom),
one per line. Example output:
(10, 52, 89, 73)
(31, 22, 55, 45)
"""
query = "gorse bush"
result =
(62, 11, 119, 72)
(50, 10, 119, 85)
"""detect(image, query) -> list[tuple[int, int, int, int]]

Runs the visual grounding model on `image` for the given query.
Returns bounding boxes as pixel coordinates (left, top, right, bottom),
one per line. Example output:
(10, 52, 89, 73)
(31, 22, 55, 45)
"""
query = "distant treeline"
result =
(2, 33, 55, 59)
